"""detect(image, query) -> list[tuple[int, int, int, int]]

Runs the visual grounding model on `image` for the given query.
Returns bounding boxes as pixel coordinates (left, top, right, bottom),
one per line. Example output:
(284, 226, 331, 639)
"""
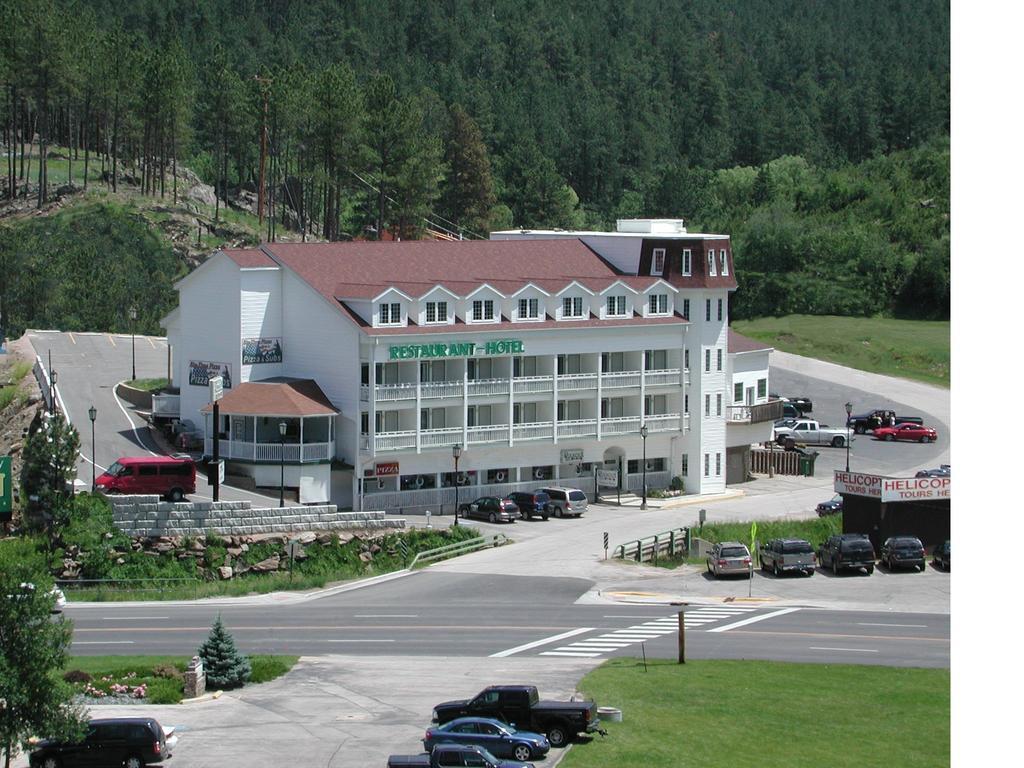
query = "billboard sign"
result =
(374, 462, 400, 477)
(834, 471, 951, 502)
(189, 360, 232, 388)
(560, 448, 584, 463)
(242, 337, 283, 365)
(597, 469, 618, 488)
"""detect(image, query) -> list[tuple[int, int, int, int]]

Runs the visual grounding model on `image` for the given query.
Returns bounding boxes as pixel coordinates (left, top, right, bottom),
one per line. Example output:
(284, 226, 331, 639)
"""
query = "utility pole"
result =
(254, 76, 272, 226)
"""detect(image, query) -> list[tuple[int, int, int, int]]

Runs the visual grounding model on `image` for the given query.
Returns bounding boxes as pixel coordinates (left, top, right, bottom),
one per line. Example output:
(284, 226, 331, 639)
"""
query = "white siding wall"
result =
(177, 254, 241, 434)
(728, 350, 770, 406)
(687, 291, 728, 494)
(240, 268, 283, 383)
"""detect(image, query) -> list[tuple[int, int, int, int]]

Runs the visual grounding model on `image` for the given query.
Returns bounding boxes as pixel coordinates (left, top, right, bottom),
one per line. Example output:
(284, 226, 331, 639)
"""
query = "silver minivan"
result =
(540, 487, 588, 517)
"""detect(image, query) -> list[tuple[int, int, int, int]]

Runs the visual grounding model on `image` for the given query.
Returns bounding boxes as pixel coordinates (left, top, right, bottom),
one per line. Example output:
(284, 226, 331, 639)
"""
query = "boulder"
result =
(295, 531, 317, 545)
(249, 555, 281, 573)
(218, 566, 233, 580)
(186, 183, 217, 207)
(358, 552, 373, 564)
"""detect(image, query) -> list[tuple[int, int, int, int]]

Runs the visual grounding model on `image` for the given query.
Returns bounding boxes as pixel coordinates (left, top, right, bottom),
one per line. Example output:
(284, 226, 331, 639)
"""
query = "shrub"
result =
(145, 677, 183, 704)
(151, 663, 183, 681)
(670, 475, 685, 491)
(63, 669, 92, 684)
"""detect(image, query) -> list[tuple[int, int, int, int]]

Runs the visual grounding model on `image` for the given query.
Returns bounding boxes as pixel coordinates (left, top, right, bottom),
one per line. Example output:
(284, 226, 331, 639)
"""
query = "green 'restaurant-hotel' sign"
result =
(389, 339, 524, 360)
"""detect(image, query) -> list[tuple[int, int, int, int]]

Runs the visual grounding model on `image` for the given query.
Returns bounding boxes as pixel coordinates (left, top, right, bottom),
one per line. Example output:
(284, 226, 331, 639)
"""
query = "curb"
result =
(180, 690, 223, 705)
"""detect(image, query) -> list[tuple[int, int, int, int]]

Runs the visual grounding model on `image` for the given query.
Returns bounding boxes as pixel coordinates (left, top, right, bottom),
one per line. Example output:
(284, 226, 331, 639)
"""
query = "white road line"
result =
(490, 628, 594, 658)
(857, 622, 927, 628)
(354, 614, 419, 618)
(604, 615, 670, 619)
(103, 617, 169, 621)
(72, 641, 135, 645)
(540, 651, 604, 658)
(112, 383, 159, 456)
(707, 607, 801, 633)
(567, 643, 634, 650)
(326, 639, 395, 643)
(809, 647, 879, 653)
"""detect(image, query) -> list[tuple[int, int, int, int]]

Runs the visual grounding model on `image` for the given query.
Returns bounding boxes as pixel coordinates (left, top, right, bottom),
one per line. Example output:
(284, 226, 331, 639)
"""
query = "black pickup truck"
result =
(771, 394, 813, 414)
(847, 409, 924, 434)
(387, 743, 533, 768)
(432, 685, 601, 748)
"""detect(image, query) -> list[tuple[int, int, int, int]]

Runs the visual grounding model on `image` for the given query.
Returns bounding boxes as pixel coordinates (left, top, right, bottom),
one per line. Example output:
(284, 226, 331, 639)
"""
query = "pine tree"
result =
(197, 615, 251, 689)
(19, 410, 80, 531)
(440, 105, 496, 237)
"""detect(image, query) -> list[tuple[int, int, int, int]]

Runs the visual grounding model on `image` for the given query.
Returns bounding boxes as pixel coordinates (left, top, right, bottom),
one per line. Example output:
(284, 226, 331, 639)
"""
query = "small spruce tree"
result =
(197, 615, 251, 689)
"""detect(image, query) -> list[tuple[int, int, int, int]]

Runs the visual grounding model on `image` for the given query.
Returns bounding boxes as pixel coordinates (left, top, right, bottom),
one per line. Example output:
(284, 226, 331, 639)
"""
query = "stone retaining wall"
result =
(115, 382, 153, 410)
(107, 495, 404, 537)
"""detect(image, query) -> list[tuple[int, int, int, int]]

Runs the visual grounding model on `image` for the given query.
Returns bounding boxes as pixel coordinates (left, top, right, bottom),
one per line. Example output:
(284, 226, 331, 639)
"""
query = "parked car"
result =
(706, 542, 752, 578)
(881, 536, 927, 571)
(759, 538, 816, 576)
(423, 717, 550, 762)
(916, 465, 950, 477)
(458, 497, 520, 523)
(505, 491, 551, 521)
(817, 534, 876, 575)
(95, 456, 196, 501)
(29, 717, 176, 768)
(933, 540, 951, 571)
(432, 685, 601, 748)
(873, 423, 938, 443)
(770, 394, 813, 414)
(539, 487, 588, 518)
(816, 494, 843, 517)
(388, 743, 534, 768)
(772, 419, 850, 447)
(6, 583, 66, 614)
(847, 409, 924, 434)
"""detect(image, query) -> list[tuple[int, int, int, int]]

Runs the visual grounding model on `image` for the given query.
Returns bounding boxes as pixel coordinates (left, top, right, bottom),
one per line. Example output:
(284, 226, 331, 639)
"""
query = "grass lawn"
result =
(563, 658, 949, 768)
(64, 655, 299, 704)
(731, 315, 949, 387)
(126, 378, 168, 391)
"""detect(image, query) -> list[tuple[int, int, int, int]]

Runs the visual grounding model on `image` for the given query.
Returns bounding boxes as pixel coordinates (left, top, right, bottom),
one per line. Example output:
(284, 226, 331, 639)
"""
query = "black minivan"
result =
(30, 718, 172, 768)
(506, 490, 551, 520)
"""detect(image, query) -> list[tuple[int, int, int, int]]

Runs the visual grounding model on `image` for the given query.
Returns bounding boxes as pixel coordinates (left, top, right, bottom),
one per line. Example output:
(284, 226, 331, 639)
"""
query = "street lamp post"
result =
(279, 421, 287, 508)
(49, 369, 58, 414)
(844, 402, 853, 472)
(640, 424, 649, 510)
(88, 405, 97, 491)
(129, 306, 138, 382)
(452, 444, 462, 526)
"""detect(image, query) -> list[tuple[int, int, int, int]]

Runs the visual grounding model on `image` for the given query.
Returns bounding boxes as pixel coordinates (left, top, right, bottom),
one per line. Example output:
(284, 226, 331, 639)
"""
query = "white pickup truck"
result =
(773, 419, 850, 448)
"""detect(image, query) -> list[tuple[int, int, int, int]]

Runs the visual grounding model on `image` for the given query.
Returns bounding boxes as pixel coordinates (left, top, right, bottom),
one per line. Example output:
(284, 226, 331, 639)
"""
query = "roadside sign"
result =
(209, 375, 224, 403)
(0, 456, 12, 518)
(375, 462, 400, 476)
(208, 459, 224, 485)
(560, 448, 584, 463)
(597, 469, 618, 488)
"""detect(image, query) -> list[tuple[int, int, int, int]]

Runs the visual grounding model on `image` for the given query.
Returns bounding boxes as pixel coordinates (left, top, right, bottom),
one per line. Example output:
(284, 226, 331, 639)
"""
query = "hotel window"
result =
(682, 249, 692, 276)
(720, 249, 729, 276)
(734, 382, 744, 402)
(557, 354, 582, 375)
(420, 407, 446, 430)
(715, 452, 722, 476)
(706, 299, 711, 322)
(420, 360, 447, 382)
(758, 378, 767, 398)
(562, 296, 584, 318)
(704, 394, 711, 416)
(467, 404, 492, 427)
(513, 402, 538, 424)
(518, 297, 539, 320)
(513, 356, 537, 377)
(652, 248, 666, 275)
(471, 299, 495, 321)
(648, 293, 668, 315)
(607, 295, 627, 317)
(682, 299, 690, 320)
(467, 358, 493, 381)
(716, 393, 722, 416)
(360, 412, 369, 434)
(375, 411, 399, 432)
(684, 394, 689, 413)
(644, 349, 667, 370)
(717, 299, 723, 322)
(717, 348, 723, 371)
(601, 351, 625, 372)
(378, 302, 401, 325)
(708, 250, 717, 276)
(684, 348, 690, 370)
(425, 300, 447, 324)
(557, 399, 582, 421)
(705, 349, 711, 372)
(704, 453, 710, 477)
(601, 397, 624, 418)
(644, 394, 667, 415)
(681, 454, 689, 476)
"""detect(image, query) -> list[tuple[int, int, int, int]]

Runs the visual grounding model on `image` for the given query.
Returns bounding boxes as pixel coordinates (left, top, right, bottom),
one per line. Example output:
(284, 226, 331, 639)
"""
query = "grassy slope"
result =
(563, 659, 949, 768)
(732, 315, 950, 387)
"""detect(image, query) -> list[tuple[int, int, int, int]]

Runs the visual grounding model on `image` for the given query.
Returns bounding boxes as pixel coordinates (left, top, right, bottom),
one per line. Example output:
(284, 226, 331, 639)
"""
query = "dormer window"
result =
(471, 299, 495, 322)
(648, 294, 669, 315)
(518, 298, 540, 320)
(425, 300, 448, 324)
(651, 248, 665, 275)
(682, 249, 692, 276)
(606, 295, 627, 317)
(562, 296, 584, 319)
(379, 302, 402, 325)
(720, 249, 729, 276)
(708, 250, 717, 277)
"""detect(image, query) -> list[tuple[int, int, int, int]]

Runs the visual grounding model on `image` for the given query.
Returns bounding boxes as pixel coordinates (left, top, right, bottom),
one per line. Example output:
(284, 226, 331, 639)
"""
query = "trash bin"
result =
(798, 451, 819, 477)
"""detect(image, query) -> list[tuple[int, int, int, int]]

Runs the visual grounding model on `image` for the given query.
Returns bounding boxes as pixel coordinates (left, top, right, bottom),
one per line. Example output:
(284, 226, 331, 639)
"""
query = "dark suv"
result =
(506, 491, 551, 520)
(881, 536, 926, 571)
(817, 534, 876, 575)
(30, 718, 172, 768)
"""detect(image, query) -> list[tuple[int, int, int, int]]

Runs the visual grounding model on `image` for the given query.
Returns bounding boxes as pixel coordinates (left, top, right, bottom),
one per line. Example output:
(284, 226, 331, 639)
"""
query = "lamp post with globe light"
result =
(452, 444, 462, 526)
(844, 402, 853, 472)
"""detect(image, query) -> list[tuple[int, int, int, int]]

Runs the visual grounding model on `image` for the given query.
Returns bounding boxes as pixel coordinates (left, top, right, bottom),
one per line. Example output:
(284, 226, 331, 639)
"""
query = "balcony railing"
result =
(467, 378, 509, 397)
(375, 382, 418, 402)
(643, 368, 681, 387)
(467, 423, 510, 444)
(557, 418, 598, 438)
(727, 400, 784, 424)
(204, 438, 333, 462)
(513, 375, 554, 394)
(513, 421, 553, 441)
(644, 413, 682, 432)
(557, 372, 598, 391)
(419, 426, 463, 448)
(602, 370, 642, 388)
(421, 381, 463, 399)
(375, 430, 417, 451)
(602, 416, 643, 435)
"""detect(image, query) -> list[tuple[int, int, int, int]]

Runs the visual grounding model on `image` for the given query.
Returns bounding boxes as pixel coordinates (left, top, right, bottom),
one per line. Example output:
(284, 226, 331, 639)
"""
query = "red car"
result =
(872, 423, 938, 443)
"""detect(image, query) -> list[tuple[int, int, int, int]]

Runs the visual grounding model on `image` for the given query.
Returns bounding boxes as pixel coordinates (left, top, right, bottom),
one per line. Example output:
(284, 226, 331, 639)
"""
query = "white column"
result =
(369, 358, 377, 459)
(596, 352, 603, 441)
(508, 358, 514, 446)
(552, 354, 559, 445)
(415, 360, 422, 454)
(299, 417, 304, 462)
(462, 360, 469, 450)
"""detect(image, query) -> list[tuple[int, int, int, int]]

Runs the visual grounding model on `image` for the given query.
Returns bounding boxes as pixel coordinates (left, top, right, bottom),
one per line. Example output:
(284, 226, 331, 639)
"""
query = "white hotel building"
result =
(161, 219, 778, 510)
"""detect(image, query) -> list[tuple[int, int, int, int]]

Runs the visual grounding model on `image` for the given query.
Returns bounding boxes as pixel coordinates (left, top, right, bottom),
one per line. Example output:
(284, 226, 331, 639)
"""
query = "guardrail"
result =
(612, 527, 690, 563)
(56, 577, 201, 599)
(408, 533, 510, 569)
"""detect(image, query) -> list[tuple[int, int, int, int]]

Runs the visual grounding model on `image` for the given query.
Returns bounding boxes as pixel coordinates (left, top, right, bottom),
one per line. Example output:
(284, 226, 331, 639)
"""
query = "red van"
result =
(95, 456, 196, 501)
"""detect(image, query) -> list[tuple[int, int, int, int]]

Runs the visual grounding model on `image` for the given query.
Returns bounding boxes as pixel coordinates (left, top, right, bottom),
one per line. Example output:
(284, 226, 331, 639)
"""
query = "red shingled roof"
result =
(200, 379, 337, 416)
(222, 248, 276, 268)
(728, 329, 774, 354)
(263, 240, 664, 301)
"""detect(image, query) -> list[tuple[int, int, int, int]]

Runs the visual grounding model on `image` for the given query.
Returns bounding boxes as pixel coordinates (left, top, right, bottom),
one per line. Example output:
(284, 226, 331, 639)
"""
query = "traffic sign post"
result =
(209, 376, 223, 502)
(603, 531, 609, 559)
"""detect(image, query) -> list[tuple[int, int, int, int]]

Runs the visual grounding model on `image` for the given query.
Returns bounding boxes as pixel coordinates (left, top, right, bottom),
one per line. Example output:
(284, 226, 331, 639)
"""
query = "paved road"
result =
(27, 330, 278, 505)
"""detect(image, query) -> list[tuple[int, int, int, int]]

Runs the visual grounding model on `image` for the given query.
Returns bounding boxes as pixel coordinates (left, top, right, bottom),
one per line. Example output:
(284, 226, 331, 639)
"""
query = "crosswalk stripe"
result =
(540, 651, 604, 657)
